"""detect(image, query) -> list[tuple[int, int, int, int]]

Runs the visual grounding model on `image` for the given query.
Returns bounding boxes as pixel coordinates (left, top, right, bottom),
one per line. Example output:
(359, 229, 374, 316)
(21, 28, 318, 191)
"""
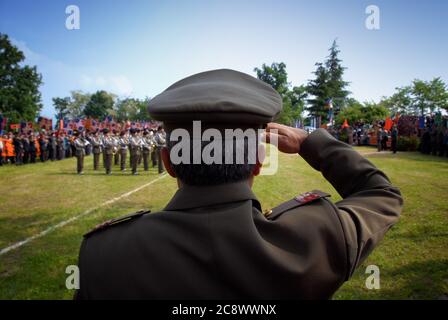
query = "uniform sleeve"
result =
(299, 129, 403, 278)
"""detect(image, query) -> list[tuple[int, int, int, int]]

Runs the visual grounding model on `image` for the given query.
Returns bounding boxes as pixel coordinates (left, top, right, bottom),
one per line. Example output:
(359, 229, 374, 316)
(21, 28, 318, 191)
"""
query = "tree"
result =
(335, 99, 388, 126)
(114, 97, 151, 122)
(306, 62, 331, 120)
(381, 78, 448, 116)
(0, 33, 43, 123)
(381, 86, 412, 115)
(254, 62, 307, 125)
(307, 40, 350, 123)
(411, 78, 448, 115)
(84, 90, 116, 119)
(53, 97, 71, 120)
(52, 91, 91, 119)
(254, 62, 289, 95)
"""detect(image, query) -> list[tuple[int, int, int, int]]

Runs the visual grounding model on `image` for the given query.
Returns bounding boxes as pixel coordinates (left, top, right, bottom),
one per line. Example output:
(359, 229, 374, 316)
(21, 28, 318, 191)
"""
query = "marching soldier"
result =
(102, 128, 115, 175)
(118, 131, 129, 171)
(91, 130, 102, 170)
(49, 132, 57, 161)
(129, 128, 142, 175)
(73, 130, 88, 175)
(154, 126, 166, 174)
(76, 69, 403, 300)
(38, 133, 48, 162)
(29, 132, 37, 163)
(149, 129, 157, 167)
(113, 130, 120, 166)
(58, 132, 66, 160)
(141, 130, 152, 171)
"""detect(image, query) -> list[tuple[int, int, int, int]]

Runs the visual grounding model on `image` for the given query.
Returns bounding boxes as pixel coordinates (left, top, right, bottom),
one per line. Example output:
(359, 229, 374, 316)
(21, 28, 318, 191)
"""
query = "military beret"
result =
(147, 69, 282, 128)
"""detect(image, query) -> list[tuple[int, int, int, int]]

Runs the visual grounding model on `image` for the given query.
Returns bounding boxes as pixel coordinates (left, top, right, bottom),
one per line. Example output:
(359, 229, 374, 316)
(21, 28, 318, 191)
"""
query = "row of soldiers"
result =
(73, 127, 167, 175)
(0, 131, 74, 165)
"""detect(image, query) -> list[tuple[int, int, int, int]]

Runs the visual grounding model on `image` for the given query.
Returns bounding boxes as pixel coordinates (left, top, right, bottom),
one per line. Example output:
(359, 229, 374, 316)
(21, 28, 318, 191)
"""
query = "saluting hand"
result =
(263, 122, 309, 154)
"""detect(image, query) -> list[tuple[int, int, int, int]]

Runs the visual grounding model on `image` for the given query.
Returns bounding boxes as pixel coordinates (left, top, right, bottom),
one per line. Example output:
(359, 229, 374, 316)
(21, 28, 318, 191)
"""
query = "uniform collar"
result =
(164, 181, 261, 211)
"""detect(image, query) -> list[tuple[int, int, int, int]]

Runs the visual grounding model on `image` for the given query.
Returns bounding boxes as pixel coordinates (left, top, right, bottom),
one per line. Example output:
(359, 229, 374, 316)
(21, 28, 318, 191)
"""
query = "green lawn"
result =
(0, 147, 447, 299)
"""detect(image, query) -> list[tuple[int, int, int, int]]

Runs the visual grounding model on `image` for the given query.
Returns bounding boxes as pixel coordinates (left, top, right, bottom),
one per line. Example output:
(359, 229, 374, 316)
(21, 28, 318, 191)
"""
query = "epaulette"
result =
(263, 190, 331, 220)
(84, 209, 151, 238)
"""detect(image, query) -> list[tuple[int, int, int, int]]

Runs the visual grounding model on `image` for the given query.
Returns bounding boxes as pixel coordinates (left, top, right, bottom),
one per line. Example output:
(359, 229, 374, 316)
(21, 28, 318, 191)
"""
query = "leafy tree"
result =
(380, 86, 412, 115)
(52, 91, 91, 119)
(0, 33, 43, 123)
(411, 78, 448, 115)
(254, 62, 289, 95)
(53, 97, 71, 120)
(84, 90, 116, 119)
(382, 78, 448, 116)
(114, 97, 151, 122)
(254, 62, 307, 125)
(335, 98, 388, 126)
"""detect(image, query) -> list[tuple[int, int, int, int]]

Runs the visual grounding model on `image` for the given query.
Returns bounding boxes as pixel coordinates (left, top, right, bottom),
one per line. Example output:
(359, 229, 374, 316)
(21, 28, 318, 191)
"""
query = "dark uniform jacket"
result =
(76, 129, 403, 299)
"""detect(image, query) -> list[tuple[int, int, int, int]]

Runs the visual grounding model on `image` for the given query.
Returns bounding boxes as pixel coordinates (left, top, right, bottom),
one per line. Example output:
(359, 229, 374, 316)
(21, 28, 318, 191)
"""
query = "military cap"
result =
(102, 128, 109, 134)
(147, 69, 282, 128)
(73, 130, 80, 136)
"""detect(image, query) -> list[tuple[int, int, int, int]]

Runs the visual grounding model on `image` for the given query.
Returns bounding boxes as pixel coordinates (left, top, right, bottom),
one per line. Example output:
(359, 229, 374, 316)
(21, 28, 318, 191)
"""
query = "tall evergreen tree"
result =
(307, 40, 350, 123)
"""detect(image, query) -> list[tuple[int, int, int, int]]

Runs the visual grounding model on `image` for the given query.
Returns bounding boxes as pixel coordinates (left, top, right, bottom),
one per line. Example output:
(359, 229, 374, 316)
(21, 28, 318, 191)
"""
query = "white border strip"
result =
(0, 174, 167, 257)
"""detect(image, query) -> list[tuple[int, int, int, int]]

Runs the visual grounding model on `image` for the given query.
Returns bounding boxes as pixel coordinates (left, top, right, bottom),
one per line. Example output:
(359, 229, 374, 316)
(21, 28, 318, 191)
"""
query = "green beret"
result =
(147, 69, 282, 128)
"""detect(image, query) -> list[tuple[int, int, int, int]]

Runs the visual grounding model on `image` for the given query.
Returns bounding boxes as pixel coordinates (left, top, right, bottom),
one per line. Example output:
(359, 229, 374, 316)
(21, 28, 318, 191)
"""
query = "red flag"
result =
(384, 117, 393, 131)
(342, 119, 349, 129)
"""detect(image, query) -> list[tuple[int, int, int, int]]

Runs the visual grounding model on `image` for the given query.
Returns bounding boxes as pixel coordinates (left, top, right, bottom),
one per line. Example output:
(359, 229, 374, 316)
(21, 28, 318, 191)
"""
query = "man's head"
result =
(148, 69, 282, 187)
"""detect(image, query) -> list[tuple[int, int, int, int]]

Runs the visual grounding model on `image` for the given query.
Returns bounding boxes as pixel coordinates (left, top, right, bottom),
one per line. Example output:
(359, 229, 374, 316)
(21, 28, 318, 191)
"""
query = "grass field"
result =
(0, 147, 447, 299)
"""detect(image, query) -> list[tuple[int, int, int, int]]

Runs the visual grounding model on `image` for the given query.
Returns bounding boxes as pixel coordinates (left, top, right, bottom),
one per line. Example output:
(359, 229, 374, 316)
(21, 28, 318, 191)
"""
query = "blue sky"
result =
(1, 0, 447, 118)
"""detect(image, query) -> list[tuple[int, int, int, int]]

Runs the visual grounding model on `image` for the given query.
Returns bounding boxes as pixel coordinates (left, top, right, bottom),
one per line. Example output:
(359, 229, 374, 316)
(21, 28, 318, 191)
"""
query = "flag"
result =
(341, 119, 349, 129)
(384, 117, 393, 131)
(10, 124, 20, 130)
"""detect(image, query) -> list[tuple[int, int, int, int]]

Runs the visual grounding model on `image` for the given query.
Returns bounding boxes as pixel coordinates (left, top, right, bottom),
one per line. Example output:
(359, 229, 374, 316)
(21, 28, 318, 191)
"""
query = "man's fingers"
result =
(265, 122, 289, 135)
(262, 131, 281, 145)
(261, 132, 287, 147)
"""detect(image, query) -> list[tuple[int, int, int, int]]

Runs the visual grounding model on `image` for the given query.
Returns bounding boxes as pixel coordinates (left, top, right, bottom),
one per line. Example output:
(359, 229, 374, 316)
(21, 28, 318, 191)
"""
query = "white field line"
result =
(0, 173, 167, 257)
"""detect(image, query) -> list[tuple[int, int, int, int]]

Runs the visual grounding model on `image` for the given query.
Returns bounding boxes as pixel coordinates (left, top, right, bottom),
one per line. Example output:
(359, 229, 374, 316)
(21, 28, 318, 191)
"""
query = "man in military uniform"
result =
(113, 130, 120, 166)
(118, 131, 129, 171)
(38, 132, 48, 162)
(76, 69, 402, 299)
(102, 128, 115, 175)
(48, 131, 57, 161)
(73, 130, 88, 175)
(154, 126, 166, 174)
(141, 130, 152, 171)
(149, 129, 158, 167)
(91, 130, 102, 170)
(129, 128, 142, 175)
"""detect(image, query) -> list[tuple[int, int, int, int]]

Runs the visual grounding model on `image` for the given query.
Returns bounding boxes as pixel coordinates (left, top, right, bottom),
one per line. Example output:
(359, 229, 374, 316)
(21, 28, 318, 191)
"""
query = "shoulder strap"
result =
(264, 190, 331, 220)
(84, 209, 151, 238)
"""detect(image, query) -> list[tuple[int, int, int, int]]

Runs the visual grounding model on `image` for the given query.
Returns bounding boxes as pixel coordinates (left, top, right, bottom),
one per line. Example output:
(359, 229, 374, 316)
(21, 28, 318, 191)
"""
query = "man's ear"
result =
(252, 144, 266, 177)
(161, 147, 176, 178)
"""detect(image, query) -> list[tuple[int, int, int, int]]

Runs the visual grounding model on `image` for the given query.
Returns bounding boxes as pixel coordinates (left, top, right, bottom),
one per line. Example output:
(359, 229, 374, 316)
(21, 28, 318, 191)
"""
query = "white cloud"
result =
(79, 74, 134, 96)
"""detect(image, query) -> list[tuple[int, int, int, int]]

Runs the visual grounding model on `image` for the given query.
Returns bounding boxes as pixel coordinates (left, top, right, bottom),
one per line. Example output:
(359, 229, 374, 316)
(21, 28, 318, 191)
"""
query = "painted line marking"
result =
(0, 173, 168, 257)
